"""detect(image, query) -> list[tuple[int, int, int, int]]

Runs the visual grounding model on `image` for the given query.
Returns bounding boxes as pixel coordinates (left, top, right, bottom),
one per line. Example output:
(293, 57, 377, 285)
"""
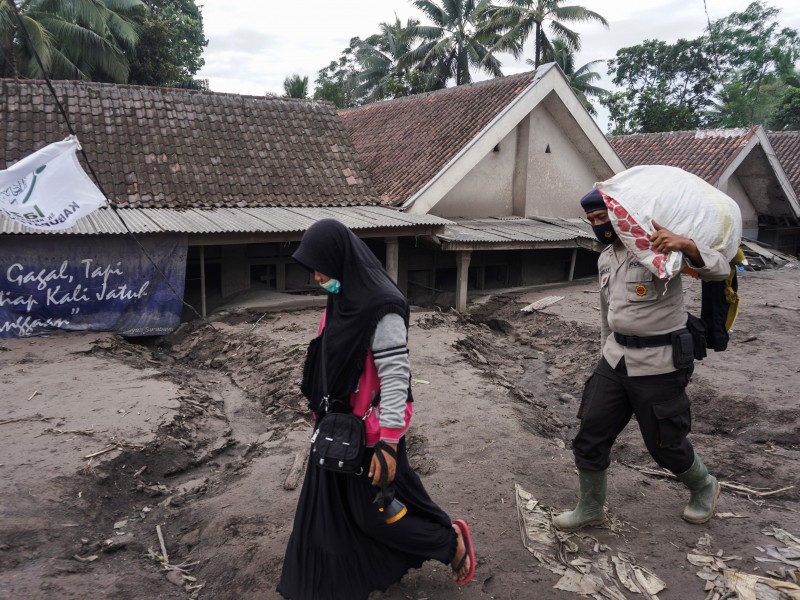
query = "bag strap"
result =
(320, 328, 331, 412)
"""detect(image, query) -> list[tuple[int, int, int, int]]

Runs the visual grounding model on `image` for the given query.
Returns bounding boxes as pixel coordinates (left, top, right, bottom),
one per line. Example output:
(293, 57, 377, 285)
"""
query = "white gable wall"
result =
(430, 128, 517, 218)
(427, 102, 605, 220)
(723, 174, 760, 239)
(524, 103, 598, 219)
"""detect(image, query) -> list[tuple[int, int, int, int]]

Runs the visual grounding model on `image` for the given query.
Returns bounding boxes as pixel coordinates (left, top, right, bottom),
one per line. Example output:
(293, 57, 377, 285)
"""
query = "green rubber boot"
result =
(676, 454, 720, 524)
(552, 469, 607, 531)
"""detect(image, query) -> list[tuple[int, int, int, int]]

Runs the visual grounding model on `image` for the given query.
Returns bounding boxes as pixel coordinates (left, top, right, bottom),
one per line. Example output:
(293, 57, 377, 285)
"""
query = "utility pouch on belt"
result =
(670, 330, 694, 370)
(685, 313, 707, 361)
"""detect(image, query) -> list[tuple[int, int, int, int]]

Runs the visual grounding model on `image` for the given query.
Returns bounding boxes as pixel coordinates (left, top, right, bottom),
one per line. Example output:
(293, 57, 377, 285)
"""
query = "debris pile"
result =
(688, 528, 800, 600)
(515, 483, 667, 599)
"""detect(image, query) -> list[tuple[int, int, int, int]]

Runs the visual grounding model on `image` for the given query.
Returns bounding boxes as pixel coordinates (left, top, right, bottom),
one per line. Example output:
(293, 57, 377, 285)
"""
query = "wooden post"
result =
(199, 245, 207, 318)
(455, 250, 471, 312)
(385, 237, 399, 283)
(568, 247, 577, 281)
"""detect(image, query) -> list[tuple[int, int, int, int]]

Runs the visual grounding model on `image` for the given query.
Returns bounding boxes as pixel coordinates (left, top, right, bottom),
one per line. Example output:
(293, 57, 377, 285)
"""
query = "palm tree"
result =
(406, 0, 507, 87)
(487, 0, 608, 68)
(0, 0, 144, 82)
(283, 74, 309, 99)
(354, 17, 428, 102)
(533, 40, 606, 115)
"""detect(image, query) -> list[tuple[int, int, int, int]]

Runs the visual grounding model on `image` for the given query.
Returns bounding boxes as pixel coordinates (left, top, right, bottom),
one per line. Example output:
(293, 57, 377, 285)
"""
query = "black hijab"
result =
(293, 219, 409, 412)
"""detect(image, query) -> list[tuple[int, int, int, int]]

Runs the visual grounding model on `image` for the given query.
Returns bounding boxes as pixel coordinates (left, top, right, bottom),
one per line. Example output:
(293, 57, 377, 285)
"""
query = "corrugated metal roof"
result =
(0, 205, 448, 235)
(437, 216, 596, 249)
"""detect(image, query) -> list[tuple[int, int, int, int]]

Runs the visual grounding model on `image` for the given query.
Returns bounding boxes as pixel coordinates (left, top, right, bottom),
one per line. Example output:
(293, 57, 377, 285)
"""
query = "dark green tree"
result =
(313, 37, 363, 108)
(406, 0, 504, 87)
(354, 17, 430, 102)
(771, 86, 800, 130)
(486, 0, 608, 68)
(602, 38, 716, 134)
(283, 74, 309, 99)
(0, 0, 144, 81)
(705, 1, 800, 127)
(126, 0, 207, 88)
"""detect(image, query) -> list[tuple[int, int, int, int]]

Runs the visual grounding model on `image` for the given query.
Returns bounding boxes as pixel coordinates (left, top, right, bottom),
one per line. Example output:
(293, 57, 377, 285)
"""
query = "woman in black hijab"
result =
(277, 219, 475, 600)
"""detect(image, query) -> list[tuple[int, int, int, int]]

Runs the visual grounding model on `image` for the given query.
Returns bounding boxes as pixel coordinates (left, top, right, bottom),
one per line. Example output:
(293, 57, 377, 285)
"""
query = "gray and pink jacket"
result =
(317, 311, 412, 446)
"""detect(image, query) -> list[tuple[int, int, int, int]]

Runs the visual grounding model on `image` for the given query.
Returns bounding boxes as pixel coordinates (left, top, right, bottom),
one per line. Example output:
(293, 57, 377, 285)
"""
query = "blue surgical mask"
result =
(320, 278, 341, 294)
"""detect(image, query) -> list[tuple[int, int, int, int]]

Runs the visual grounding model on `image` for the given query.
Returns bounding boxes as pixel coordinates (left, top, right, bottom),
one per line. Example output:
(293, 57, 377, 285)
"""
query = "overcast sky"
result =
(196, 0, 800, 131)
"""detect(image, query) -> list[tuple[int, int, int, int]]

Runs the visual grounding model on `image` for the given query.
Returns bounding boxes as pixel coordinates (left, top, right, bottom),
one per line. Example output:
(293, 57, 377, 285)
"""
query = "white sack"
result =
(596, 165, 742, 279)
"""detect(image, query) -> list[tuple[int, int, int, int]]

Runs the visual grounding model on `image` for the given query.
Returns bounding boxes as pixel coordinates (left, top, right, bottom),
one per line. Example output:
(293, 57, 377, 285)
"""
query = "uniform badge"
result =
(635, 284, 648, 297)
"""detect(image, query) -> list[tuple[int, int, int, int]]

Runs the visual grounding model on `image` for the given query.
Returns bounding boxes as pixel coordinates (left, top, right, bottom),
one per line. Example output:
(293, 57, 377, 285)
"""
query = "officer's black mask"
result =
(592, 221, 618, 245)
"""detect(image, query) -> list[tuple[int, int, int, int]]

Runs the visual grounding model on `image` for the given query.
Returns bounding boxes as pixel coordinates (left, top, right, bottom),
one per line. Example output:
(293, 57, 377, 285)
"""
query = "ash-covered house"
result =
(340, 64, 626, 310)
(0, 80, 445, 337)
(767, 131, 800, 255)
(609, 127, 800, 257)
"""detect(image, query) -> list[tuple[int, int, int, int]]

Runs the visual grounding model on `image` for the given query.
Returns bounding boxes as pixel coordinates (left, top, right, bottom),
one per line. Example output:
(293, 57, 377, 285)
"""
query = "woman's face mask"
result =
(320, 278, 341, 294)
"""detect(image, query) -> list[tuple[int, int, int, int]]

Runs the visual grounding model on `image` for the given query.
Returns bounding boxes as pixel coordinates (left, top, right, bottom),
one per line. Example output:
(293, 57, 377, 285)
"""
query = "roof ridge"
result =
(338, 70, 536, 115)
(610, 127, 756, 140)
(0, 77, 334, 107)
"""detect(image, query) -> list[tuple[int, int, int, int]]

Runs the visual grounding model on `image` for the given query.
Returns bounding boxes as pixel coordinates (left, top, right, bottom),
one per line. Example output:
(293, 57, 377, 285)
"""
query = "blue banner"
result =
(0, 235, 188, 338)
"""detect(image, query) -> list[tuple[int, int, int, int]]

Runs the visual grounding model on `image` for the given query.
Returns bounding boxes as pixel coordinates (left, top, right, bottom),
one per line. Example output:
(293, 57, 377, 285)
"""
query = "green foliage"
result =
(283, 74, 309, 99)
(486, 0, 608, 68)
(604, 2, 800, 133)
(353, 17, 431, 102)
(705, 1, 800, 127)
(602, 38, 716, 134)
(313, 37, 363, 108)
(127, 0, 208, 88)
(1, 0, 145, 82)
(771, 87, 800, 130)
(405, 0, 505, 87)
(313, 80, 348, 108)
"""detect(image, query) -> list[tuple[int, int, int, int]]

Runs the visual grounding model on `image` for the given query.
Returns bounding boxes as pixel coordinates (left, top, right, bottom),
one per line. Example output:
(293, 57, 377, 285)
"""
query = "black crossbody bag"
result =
(310, 330, 378, 475)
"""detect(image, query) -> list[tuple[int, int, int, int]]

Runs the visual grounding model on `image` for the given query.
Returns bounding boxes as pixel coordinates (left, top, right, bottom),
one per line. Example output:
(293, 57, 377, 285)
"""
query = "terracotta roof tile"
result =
(0, 79, 378, 209)
(768, 131, 800, 197)
(339, 71, 537, 206)
(609, 128, 758, 184)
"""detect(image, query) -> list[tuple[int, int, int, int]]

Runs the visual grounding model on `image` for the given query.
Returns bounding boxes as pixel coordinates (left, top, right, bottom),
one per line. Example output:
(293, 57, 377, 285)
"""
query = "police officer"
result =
(553, 189, 731, 531)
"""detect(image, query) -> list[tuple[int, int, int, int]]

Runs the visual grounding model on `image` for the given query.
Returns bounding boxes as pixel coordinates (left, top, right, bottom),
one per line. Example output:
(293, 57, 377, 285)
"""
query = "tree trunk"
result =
(535, 23, 541, 68)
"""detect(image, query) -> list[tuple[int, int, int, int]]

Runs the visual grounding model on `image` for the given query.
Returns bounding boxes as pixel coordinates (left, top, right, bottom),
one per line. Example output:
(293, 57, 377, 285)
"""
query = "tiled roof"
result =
(339, 71, 537, 206)
(608, 128, 759, 184)
(768, 131, 800, 196)
(0, 79, 378, 209)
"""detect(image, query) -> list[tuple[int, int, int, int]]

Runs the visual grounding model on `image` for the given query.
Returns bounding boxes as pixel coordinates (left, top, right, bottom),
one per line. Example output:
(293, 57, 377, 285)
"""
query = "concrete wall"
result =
(524, 102, 599, 219)
(431, 128, 517, 218)
(724, 174, 759, 239)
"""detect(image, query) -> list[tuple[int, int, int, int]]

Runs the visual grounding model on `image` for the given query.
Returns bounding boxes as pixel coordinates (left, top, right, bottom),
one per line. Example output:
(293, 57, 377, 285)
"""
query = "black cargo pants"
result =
(572, 357, 695, 474)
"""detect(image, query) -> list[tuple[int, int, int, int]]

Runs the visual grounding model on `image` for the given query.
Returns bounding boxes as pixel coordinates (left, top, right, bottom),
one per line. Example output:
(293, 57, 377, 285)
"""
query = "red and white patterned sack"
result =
(596, 165, 742, 279)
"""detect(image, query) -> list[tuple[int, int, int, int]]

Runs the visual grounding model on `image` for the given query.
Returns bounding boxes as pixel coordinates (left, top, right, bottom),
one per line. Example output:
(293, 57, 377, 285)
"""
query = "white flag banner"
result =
(0, 136, 107, 231)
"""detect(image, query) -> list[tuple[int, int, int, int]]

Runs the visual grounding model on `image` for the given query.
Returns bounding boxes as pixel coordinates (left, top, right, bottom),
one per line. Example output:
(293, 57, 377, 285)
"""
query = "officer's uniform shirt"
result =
(599, 243, 730, 376)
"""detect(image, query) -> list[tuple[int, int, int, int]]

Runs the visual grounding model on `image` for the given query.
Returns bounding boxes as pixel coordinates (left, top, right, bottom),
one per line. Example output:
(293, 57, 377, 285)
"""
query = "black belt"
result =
(613, 329, 687, 348)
